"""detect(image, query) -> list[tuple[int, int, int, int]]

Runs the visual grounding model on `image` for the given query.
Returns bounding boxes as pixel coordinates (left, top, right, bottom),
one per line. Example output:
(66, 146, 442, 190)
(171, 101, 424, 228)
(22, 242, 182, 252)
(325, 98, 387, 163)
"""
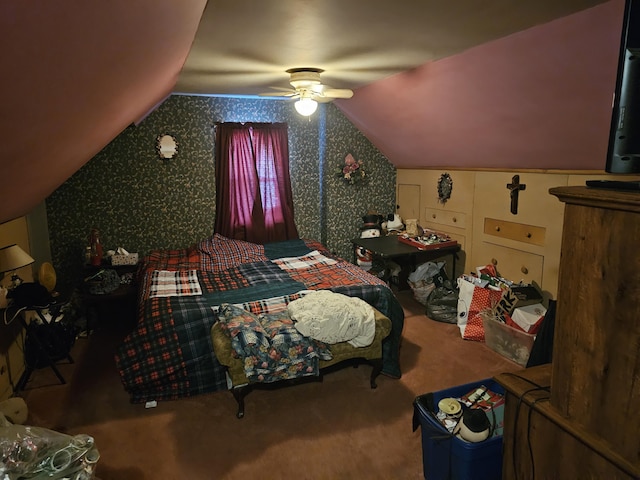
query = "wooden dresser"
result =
(496, 186, 640, 479)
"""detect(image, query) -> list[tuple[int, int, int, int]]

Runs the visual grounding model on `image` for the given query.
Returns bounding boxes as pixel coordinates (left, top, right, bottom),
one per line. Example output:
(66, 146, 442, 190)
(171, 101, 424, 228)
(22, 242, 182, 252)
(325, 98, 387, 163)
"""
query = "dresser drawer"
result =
(474, 242, 544, 285)
(424, 208, 466, 229)
(484, 218, 545, 247)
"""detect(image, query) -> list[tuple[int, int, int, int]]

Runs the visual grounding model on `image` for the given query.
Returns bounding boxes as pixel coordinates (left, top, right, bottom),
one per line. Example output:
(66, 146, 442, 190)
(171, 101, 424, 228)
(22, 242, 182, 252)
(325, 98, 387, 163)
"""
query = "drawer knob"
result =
(495, 226, 500, 232)
(526, 233, 532, 239)
(491, 258, 498, 266)
(521, 266, 529, 275)
(432, 214, 436, 219)
(452, 217, 457, 223)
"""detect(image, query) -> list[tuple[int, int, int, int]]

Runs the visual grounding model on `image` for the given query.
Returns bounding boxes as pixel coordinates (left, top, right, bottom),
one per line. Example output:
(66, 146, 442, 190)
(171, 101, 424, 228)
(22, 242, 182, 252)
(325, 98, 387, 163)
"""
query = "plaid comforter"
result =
(115, 235, 404, 404)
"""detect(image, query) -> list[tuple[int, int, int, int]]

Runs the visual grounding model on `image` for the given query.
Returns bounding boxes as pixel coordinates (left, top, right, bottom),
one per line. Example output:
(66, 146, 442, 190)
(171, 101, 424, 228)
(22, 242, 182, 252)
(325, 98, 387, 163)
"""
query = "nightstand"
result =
(79, 263, 139, 333)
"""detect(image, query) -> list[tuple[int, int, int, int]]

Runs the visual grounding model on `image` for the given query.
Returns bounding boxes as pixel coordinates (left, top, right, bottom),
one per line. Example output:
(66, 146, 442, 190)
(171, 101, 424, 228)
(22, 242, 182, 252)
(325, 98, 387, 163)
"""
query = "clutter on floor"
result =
(407, 261, 447, 306)
(353, 207, 548, 366)
(413, 378, 505, 480)
(417, 260, 549, 366)
(0, 399, 100, 479)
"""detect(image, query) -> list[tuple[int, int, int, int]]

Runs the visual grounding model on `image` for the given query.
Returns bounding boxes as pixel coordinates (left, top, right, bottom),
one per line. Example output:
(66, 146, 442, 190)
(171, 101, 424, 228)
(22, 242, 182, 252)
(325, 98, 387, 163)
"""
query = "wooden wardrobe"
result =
(496, 186, 640, 479)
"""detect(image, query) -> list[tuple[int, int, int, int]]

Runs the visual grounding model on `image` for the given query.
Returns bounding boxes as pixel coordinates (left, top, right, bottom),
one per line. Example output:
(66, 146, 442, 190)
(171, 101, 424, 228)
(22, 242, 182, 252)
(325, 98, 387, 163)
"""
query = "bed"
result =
(114, 234, 405, 404)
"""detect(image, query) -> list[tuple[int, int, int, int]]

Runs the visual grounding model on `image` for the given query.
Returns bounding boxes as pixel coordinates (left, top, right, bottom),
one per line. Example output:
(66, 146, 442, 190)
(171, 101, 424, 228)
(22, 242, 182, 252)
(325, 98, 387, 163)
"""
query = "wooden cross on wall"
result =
(506, 175, 526, 215)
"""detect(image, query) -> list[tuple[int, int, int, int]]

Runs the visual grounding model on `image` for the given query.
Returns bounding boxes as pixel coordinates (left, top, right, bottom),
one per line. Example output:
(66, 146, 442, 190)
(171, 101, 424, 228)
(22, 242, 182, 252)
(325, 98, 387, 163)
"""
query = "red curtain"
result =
(214, 123, 298, 243)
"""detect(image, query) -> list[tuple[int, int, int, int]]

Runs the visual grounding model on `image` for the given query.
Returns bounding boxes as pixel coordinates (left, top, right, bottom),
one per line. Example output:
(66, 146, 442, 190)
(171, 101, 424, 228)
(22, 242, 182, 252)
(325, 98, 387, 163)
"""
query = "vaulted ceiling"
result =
(176, 0, 609, 96)
(0, 0, 613, 224)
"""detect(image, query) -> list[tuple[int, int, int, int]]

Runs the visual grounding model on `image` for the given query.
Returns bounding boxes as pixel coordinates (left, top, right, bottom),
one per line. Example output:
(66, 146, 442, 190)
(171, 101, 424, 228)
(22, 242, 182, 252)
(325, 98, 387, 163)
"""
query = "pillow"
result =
(148, 270, 202, 298)
(198, 234, 267, 272)
(216, 304, 270, 359)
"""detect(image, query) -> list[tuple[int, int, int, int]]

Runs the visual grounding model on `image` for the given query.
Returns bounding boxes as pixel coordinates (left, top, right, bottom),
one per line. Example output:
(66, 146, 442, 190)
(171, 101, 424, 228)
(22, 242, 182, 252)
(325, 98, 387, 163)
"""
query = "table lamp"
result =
(0, 244, 35, 289)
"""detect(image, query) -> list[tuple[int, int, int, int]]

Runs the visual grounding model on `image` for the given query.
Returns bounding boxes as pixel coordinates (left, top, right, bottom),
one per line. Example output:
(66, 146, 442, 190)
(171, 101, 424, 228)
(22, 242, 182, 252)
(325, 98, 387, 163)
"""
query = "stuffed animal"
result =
(361, 213, 383, 230)
(357, 212, 384, 271)
(356, 227, 380, 270)
(384, 214, 404, 233)
(360, 227, 380, 239)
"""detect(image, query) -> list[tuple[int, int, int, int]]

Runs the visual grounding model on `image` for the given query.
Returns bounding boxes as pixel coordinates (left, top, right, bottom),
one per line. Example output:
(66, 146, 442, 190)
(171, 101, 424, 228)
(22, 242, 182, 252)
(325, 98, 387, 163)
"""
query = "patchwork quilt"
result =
(217, 303, 333, 384)
(115, 234, 404, 404)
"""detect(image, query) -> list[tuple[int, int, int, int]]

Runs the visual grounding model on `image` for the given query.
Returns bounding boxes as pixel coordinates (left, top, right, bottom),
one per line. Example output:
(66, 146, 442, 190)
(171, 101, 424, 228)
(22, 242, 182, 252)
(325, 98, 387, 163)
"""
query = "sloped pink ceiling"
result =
(336, 0, 625, 171)
(0, 1, 206, 224)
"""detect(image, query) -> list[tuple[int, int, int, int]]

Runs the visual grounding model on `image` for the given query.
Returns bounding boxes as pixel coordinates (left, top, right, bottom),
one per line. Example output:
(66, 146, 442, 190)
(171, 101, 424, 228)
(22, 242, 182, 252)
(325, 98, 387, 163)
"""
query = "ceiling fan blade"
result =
(320, 88, 354, 99)
(259, 91, 298, 98)
(259, 69, 353, 106)
(269, 86, 297, 92)
(314, 95, 335, 103)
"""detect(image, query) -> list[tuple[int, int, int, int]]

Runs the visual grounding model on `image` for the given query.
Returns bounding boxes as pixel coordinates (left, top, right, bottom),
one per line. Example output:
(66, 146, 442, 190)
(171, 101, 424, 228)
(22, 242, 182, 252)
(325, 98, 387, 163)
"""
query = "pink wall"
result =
(337, 0, 626, 171)
(0, 1, 206, 224)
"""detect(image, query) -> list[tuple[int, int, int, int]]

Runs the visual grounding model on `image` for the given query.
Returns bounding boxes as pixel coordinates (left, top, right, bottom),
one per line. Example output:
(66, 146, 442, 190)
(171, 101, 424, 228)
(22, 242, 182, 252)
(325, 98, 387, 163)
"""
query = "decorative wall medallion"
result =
(438, 173, 453, 204)
(156, 134, 178, 160)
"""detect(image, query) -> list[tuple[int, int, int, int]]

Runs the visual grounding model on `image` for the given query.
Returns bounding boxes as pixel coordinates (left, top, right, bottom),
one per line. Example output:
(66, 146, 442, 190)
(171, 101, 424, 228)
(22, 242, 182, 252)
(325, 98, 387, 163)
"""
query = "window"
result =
(214, 123, 298, 243)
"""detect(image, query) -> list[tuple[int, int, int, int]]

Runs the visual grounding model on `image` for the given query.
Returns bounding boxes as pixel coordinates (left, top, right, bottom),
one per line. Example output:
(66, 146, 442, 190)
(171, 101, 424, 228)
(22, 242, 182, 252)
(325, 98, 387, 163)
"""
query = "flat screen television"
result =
(606, 0, 640, 173)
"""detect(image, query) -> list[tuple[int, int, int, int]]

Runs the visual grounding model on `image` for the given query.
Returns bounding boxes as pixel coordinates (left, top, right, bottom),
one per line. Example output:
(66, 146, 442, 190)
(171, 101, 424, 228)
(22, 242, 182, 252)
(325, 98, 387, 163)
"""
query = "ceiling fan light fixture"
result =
(294, 97, 318, 116)
(260, 68, 352, 115)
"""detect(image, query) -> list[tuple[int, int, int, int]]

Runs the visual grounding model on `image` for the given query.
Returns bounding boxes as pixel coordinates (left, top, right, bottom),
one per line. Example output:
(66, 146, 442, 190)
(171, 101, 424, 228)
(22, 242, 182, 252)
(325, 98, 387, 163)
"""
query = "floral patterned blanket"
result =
(216, 303, 333, 384)
(115, 235, 404, 403)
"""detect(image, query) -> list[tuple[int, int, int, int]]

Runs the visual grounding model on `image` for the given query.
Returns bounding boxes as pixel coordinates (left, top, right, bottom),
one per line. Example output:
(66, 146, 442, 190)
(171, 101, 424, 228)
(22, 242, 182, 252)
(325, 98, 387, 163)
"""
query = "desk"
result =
(350, 236, 460, 289)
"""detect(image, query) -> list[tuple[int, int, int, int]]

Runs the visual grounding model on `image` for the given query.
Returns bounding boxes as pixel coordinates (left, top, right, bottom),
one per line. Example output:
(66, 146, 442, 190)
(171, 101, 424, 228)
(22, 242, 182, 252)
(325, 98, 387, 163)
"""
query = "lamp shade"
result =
(294, 97, 318, 116)
(0, 244, 35, 274)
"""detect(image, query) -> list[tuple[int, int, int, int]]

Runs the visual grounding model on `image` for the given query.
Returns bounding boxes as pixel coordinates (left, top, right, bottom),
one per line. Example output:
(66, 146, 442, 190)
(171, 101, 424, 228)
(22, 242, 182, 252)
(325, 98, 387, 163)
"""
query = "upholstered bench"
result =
(211, 308, 392, 418)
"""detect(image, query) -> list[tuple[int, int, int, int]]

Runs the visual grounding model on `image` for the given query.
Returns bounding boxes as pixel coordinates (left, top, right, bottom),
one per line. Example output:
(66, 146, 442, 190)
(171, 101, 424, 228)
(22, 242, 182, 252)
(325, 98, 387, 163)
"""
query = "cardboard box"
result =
(110, 253, 139, 265)
(511, 303, 546, 333)
(481, 313, 535, 367)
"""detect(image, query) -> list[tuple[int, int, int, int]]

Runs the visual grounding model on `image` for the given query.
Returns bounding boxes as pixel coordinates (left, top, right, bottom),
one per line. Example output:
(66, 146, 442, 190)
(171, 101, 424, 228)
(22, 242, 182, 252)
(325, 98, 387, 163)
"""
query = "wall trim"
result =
(396, 167, 608, 174)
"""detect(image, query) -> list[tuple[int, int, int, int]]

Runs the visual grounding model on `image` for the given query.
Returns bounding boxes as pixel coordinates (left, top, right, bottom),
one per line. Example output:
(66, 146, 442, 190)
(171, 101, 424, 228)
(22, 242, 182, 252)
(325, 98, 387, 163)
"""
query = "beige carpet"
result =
(18, 289, 522, 480)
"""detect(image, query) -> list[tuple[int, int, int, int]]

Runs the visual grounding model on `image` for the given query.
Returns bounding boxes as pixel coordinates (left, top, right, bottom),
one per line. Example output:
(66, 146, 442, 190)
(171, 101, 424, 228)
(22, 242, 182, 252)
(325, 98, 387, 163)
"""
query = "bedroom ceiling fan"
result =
(259, 68, 354, 116)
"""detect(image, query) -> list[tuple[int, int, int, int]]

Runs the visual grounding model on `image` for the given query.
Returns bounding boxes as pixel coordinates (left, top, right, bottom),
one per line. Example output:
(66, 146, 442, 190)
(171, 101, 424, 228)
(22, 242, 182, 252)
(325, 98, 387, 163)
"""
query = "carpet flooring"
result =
(18, 289, 522, 479)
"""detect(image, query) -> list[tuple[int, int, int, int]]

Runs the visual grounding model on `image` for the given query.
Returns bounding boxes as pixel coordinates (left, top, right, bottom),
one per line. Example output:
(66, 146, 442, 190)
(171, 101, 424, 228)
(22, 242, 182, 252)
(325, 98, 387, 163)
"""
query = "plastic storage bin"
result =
(412, 378, 505, 480)
(482, 314, 535, 367)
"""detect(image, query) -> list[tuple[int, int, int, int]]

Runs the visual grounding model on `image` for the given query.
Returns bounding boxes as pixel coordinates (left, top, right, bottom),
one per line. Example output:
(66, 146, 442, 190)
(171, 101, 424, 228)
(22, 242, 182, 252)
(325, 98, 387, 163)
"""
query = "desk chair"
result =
(4, 263, 76, 391)
(13, 299, 75, 391)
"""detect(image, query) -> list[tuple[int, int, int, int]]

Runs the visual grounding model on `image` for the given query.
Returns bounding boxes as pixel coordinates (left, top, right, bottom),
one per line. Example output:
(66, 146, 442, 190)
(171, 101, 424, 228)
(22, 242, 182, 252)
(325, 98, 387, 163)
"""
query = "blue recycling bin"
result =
(412, 378, 505, 480)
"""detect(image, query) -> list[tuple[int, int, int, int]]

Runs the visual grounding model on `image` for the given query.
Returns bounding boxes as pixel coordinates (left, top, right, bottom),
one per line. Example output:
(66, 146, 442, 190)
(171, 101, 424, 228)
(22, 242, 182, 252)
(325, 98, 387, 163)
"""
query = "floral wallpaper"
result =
(46, 95, 396, 291)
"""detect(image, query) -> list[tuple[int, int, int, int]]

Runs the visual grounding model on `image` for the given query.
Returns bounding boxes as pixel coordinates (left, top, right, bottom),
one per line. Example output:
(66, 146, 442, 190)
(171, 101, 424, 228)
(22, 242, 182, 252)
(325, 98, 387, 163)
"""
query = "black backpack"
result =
(7, 282, 51, 307)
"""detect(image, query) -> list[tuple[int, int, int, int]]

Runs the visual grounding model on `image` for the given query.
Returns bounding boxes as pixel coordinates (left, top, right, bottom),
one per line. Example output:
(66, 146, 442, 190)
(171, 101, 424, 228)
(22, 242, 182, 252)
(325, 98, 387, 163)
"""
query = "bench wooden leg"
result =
(229, 359, 383, 418)
(370, 358, 383, 389)
(231, 385, 252, 419)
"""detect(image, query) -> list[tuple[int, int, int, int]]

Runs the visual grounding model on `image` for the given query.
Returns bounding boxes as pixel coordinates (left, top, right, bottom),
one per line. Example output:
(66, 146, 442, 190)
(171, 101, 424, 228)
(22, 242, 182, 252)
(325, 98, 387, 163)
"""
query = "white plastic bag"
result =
(0, 414, 99, 479)
(408, 261, 444, 284)
(408, 261, 446, 305)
